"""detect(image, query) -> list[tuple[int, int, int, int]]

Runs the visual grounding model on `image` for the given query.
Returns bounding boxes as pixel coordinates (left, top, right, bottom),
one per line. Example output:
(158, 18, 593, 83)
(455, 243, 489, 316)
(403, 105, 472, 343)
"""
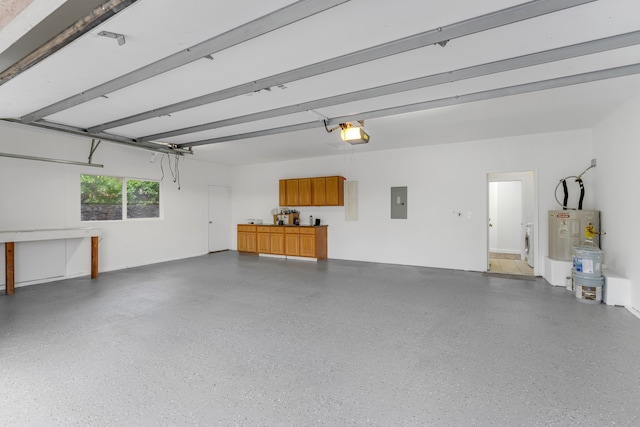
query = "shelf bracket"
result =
(88, 139, 101, 164)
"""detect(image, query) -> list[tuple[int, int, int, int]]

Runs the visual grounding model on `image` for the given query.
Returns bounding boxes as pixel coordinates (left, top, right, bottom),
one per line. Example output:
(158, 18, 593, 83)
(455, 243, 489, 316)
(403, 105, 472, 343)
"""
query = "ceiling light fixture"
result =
(325, 120, 370, 145)
(340, 122, 370, 145)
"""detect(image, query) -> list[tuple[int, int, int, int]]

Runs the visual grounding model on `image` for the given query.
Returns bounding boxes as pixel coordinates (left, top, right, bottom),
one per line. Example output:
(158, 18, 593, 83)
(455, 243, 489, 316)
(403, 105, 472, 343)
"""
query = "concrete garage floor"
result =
(1, 252, 639, 426)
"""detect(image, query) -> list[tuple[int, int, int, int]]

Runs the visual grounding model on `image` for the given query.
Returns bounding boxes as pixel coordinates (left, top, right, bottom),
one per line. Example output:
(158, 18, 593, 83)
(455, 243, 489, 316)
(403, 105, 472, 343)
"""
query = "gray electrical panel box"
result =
(390, 187, 407, 219)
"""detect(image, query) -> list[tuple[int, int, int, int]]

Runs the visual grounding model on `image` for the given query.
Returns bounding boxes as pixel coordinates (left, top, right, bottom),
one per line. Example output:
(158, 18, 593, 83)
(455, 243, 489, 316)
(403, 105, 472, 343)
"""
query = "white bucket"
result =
(565, 276, 572, 291)
(572, 270, 604, 304)
(572, 246, 603, 277)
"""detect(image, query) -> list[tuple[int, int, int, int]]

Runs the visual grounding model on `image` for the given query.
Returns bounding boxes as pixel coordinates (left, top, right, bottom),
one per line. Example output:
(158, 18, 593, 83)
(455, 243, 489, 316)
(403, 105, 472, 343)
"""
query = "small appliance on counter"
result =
(273, 208, 300, 225)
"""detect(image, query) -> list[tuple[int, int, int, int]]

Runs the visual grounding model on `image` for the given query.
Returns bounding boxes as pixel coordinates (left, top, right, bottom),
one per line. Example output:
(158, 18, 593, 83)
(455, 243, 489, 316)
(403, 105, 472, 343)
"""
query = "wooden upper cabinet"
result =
(280, 176, 344, 207)
(279, 180, 287, 206)
(311, 177, 326, 206)
(298, 178, 311, 206)
(285, 179, 299, 206)
(325, 176, 344, 206)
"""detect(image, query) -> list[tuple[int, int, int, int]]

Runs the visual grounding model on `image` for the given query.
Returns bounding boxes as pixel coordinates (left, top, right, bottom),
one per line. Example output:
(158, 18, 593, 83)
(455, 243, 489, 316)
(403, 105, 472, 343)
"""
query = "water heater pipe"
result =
(554, 161, 596, 210)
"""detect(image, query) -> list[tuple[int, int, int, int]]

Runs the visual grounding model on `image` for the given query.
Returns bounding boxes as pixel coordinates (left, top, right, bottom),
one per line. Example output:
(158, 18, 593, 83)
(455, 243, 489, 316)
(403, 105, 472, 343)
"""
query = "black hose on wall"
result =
(577, 178, 585, 210)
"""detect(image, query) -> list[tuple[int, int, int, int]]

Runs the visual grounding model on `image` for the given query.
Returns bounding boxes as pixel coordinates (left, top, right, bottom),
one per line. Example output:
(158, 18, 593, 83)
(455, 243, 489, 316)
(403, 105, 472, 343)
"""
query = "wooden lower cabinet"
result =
(238, 225, 326, 258)
(300, 226, 327, 258)
(270, 232, 284, 254)
(284, 227, 300, 256)
(237, 225, 257, 253)
(257, 226, 284, 254)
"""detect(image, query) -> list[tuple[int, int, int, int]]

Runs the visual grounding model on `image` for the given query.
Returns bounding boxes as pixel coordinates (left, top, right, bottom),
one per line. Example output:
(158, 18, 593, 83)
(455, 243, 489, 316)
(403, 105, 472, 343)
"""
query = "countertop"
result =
(244, 224, 328, 227)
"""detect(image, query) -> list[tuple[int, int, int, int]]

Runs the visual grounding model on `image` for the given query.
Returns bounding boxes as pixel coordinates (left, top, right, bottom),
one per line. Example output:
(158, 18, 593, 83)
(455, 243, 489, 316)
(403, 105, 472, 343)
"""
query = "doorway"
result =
(487, 172, 535, 276)
(208, 185, 230, 253)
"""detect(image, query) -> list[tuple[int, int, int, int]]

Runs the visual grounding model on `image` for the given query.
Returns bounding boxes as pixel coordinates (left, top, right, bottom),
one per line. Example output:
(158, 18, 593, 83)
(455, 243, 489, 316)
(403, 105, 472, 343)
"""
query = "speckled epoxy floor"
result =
(1, 252, 639, 426)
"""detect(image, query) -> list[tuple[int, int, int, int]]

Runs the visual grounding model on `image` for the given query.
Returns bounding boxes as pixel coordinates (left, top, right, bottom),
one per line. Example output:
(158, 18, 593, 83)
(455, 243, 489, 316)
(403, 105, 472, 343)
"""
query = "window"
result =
(126, 179, 160, 219)
(81, 175, 159, 221)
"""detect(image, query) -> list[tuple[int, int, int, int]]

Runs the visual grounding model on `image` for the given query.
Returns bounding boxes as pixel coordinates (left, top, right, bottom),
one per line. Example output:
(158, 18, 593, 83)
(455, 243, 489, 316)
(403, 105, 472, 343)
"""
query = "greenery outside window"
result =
(81, 175, 160, 221)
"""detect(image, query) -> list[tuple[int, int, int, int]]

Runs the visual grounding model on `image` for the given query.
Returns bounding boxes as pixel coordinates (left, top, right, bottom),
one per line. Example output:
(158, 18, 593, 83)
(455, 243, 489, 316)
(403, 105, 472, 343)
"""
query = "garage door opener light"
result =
(324, 120, 370, 145)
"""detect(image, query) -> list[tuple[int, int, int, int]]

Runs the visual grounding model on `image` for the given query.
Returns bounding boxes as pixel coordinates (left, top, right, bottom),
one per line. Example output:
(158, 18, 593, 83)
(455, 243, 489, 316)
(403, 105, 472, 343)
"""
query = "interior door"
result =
(487, 170, 536, 274)
(489, 181, 522, 255)
(208, 185, 229, 252)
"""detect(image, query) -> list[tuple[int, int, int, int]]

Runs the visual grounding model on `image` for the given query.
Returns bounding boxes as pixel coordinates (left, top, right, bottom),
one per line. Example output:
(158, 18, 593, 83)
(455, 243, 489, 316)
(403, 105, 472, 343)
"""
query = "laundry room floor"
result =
(489, 252, 534, 275)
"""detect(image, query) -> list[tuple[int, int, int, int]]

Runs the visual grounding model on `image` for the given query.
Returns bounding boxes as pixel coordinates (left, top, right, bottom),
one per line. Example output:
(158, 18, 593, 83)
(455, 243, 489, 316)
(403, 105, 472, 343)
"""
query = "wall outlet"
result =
(467, 211, 472, 219)
(591, 158, 597, 167)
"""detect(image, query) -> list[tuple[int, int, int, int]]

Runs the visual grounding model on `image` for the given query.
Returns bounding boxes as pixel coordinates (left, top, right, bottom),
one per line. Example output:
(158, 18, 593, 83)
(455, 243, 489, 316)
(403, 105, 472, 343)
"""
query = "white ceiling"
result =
(1, 0, 639, 165)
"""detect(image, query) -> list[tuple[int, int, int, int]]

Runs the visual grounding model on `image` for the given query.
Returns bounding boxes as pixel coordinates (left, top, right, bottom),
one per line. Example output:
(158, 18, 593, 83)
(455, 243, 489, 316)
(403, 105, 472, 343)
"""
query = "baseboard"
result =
(258, 254, 317, 262)
(258, 254, 286, 259)
(490, 249, 522, 255)
(627, 306, 640, 321)
(286, 256, 318, 262)
(1, 274, 67, 290)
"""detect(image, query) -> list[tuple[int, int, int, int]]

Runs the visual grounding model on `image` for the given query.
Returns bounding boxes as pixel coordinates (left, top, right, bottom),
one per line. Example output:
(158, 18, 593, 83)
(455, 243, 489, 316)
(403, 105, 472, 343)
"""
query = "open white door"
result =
(487, 170, 537, 275)
(208, 185, 229, 253)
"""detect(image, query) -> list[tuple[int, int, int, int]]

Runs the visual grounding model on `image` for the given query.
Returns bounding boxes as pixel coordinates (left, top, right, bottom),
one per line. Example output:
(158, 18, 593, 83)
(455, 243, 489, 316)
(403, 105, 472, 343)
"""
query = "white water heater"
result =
(548, 210, 600, 261)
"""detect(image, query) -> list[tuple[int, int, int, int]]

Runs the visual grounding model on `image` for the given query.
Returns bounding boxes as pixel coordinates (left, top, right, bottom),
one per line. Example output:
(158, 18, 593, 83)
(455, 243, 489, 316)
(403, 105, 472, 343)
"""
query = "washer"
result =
(525, 223, 534, 268)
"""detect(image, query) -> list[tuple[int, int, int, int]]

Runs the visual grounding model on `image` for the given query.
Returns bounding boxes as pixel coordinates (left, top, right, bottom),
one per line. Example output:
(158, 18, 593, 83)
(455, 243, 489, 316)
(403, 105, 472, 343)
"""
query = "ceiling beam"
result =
(177, 63, 640, 148)
(0, 0, 139, 86)
(19, 0, 351, 123)
(139, 31, 640, 143)
(84, 0, 597, 134)
(0, 151, 104, 168)
(0, 118, 189, 155)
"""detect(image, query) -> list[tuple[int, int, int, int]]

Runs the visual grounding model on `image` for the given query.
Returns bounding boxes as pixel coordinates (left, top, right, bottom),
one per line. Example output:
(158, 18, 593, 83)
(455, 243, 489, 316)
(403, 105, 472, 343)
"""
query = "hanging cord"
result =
(160, 153, 165, 180)
(554, 162, 595, 210)
(174, 154, 181, 190)
(561, 179, 568, 210)
(161, 153, 181, 190)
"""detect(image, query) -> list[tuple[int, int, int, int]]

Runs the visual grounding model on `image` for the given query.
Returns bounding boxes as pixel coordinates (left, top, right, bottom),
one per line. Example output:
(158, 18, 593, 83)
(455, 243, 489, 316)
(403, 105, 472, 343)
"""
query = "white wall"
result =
(0, 122, 600, 288)
(489, 181, 522, 254)
(594, 94, 640, 314)
(231, 129, 595, 274)
(0, 121, 230, 289)
(489, 171, 535, 222)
